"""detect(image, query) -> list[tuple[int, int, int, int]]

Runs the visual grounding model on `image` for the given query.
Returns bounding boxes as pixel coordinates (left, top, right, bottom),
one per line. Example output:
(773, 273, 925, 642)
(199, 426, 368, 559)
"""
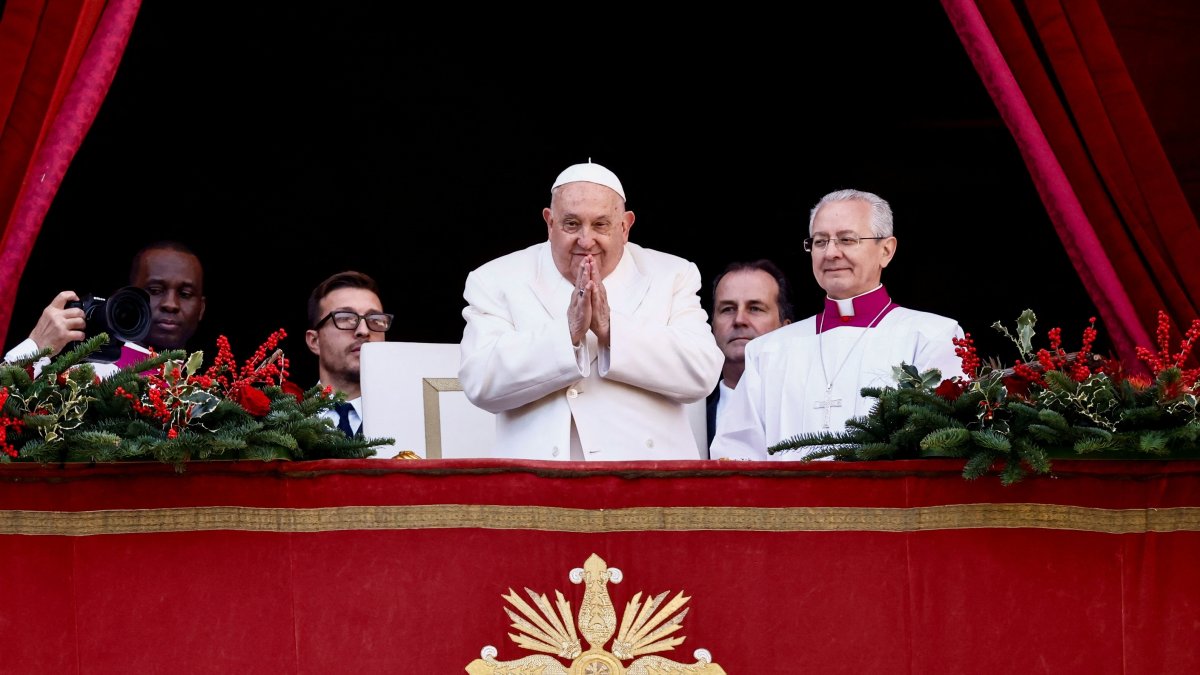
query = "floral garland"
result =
(0, 331, 393, 465)
(770, 310, 1200, 484)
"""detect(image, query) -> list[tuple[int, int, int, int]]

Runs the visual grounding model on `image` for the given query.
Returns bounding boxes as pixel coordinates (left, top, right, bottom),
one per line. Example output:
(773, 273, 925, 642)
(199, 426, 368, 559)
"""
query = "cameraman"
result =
(4, 240, 206, 367)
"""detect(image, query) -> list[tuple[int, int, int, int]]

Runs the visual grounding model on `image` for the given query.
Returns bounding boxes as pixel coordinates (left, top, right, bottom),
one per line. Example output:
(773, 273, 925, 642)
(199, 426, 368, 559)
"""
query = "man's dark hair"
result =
(128, 240, 204, 288)
(710, 259, 795, 323)
(308, 270, 381, 327)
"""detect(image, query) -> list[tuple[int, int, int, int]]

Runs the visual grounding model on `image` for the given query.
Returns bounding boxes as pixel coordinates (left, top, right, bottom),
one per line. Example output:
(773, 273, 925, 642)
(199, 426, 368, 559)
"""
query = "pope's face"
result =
(544, 182, 634, 282)
(810, 199, 895, 299)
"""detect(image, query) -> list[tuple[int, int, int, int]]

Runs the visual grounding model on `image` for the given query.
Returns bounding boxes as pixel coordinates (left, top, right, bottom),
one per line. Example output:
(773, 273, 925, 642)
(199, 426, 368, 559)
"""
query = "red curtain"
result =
(0, 0, 140, 348)
(943, 0, 1200, 367)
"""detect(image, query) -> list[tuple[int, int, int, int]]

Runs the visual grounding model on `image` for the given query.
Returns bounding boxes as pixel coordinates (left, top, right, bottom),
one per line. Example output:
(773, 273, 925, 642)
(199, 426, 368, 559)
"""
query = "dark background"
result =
(10, 4, 1105, 385)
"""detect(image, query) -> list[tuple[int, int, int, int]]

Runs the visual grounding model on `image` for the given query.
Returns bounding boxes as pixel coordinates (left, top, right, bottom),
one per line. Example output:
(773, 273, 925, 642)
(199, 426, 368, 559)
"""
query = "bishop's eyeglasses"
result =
(314, 311, 394, 332)
(803, 235, 887, 252)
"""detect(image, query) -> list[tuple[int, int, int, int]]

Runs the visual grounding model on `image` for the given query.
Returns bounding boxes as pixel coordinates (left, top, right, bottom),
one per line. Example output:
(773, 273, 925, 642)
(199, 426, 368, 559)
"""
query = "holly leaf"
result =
(183, 390, 221, 421)
(185, 351, 205, 378)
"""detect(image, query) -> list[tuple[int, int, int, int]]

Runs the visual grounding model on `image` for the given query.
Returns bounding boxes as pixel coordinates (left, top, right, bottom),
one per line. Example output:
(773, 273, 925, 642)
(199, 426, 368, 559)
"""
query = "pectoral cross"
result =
(813, 395, 842, 429)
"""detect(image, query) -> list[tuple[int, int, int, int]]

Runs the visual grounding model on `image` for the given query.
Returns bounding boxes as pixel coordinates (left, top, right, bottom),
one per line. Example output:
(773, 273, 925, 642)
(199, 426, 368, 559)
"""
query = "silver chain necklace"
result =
(813, 302, 893, 429)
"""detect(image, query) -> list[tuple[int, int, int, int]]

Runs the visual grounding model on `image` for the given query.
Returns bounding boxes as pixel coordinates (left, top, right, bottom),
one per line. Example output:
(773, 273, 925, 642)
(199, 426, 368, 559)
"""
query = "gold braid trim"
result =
(2, 503, 1200, 536)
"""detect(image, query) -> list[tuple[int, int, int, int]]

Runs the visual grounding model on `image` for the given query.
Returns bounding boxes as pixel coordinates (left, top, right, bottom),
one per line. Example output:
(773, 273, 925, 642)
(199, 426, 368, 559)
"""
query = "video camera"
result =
(66, 286, 153, 363)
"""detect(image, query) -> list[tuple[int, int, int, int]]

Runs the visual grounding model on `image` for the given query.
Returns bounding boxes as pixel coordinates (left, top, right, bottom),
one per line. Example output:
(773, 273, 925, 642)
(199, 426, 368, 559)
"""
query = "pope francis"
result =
(458, 160, 723, 461)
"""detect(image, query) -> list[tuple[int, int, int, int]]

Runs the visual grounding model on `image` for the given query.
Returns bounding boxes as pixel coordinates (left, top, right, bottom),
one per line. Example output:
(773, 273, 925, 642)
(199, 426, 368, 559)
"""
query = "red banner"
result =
(2, 458, 1199, 673)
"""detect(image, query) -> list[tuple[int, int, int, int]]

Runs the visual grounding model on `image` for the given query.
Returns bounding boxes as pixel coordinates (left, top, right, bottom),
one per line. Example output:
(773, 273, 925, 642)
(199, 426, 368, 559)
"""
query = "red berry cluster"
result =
(1136, 311, 1200, 389)
(113, 383, 173, 426)
(1010, 361, 1044, 389)
(1036, 327, 1066, 374)
(1074, 318, 1100, 381)
(0, 387, 24, 458)
(204, 329, 291, 404)
(953, 333, 980, 379)
(1030, 318, 1101, 383)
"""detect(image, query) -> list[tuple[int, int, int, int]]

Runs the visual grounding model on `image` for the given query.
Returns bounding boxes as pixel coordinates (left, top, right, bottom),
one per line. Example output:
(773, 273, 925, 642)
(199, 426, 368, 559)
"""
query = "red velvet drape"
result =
(0, 0, 140, 348)
(943, 0, 1200, 367)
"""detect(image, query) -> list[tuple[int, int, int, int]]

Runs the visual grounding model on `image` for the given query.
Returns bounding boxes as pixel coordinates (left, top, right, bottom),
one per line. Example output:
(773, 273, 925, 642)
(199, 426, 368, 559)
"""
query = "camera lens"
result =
(103, 286, 152, 344)
(63, 287, 153, 362)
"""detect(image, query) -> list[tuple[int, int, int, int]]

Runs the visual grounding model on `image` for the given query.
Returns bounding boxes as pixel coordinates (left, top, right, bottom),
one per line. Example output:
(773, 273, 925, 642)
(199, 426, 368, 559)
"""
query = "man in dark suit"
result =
(305, 270, 392, 439)
(707, 259, 794, 447)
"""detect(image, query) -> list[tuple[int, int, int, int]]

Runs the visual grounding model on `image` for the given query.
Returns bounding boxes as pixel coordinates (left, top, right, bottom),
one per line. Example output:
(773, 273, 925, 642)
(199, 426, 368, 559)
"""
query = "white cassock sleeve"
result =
(708, 351, 771, 460)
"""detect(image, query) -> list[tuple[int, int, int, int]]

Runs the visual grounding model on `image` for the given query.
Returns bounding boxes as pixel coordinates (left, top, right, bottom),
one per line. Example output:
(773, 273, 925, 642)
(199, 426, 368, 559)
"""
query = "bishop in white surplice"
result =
(709, 188, 965, 461)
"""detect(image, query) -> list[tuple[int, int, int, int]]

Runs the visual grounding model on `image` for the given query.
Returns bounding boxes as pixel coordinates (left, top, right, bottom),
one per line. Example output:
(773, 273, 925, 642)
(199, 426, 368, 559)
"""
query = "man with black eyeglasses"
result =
(711, 189, 965, 461)
(305, 270, 393, 439)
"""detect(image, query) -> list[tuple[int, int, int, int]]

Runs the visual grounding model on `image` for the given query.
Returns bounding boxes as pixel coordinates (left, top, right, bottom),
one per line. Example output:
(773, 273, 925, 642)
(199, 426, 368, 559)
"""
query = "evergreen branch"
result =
(919, 428, 971, 457)
(1014, 440, 1050, 474)
(962, 452, 998, 481)
(999, 460, 1026, 486)
(971, 429, 1011, 453)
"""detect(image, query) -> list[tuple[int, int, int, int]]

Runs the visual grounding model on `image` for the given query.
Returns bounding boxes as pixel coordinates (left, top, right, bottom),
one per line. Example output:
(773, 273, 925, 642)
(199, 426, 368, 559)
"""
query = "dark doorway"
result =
(11, 4, 1105, 386)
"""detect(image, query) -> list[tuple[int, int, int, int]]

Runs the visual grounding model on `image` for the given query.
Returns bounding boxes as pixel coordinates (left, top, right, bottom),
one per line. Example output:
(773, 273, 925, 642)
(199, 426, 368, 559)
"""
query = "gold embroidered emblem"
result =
(466, 553, 726, 674)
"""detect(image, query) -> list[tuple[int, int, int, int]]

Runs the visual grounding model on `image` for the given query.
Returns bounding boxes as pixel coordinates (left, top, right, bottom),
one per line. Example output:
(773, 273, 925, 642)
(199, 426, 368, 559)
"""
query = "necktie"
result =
(335, 402, 357, 439)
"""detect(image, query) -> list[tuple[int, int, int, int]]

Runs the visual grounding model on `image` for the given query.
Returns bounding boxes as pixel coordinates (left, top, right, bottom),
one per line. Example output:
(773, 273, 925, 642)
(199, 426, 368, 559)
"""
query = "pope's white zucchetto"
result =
(550, 160, 626, 202)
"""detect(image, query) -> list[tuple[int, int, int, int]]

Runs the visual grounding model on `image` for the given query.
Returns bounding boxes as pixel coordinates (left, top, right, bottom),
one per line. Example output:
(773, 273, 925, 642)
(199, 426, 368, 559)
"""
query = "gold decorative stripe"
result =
(2, 503, 1199, 537)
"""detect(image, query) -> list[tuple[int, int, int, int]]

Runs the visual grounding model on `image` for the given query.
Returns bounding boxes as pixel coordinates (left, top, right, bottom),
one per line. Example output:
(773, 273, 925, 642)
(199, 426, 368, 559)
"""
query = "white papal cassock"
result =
(709, 286, 964, 461)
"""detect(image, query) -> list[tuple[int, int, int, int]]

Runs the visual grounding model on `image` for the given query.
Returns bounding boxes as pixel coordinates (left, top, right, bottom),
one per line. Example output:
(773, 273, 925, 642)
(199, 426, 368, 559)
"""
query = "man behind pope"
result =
(458, 160, 723, 461)
(710, 188, 965, 461)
